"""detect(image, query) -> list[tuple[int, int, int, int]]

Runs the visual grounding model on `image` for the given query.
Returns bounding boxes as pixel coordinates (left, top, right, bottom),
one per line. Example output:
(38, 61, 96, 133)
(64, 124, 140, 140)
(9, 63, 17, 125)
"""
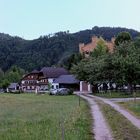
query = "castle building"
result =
(79, 36, 115, 56)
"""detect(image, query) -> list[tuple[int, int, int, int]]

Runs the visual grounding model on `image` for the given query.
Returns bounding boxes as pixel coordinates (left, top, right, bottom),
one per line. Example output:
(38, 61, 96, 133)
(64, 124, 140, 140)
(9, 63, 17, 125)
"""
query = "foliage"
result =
(0, 27, 139, 72)
(62, 53, 83, 70)
(115, 32, 132, 46)
(134, 36, 140, 47)
(71, 39, 110, 84)
(71, 33, 140, 93)
(0, 68, 4, 78)
(1, 79, 10, 89)
(91, 37, 108, 57)
(111, 42, 140, 86)
(0, 66, 25, 88)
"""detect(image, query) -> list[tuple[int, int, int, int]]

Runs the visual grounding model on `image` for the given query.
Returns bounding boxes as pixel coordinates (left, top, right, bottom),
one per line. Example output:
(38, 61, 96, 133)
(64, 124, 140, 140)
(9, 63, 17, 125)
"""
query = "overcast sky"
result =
(0, 0, 140, 39)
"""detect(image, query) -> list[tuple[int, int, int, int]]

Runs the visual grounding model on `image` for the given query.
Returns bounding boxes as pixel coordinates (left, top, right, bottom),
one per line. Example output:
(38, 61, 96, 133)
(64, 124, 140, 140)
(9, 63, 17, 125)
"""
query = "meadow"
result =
(119, 100, 140, 118)
(0, 94, 92, 140)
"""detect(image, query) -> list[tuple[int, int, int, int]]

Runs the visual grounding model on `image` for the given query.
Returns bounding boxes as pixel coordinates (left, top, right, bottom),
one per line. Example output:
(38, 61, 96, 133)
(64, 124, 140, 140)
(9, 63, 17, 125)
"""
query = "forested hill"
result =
(0, 27, 139, 72)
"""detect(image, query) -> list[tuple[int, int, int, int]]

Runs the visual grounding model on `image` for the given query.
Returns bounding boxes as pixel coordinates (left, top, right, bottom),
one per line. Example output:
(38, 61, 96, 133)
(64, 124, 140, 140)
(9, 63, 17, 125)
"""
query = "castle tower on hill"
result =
(79, 36, 115, 56)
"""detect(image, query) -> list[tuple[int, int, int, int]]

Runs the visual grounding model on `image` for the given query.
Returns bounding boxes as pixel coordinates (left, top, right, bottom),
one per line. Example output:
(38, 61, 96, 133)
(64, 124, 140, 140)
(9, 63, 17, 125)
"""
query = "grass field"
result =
(97, 100, 140, 140)
(94, 91, 140, 98)
(0, 94, 93, 140)
(119, 100, 140, 118)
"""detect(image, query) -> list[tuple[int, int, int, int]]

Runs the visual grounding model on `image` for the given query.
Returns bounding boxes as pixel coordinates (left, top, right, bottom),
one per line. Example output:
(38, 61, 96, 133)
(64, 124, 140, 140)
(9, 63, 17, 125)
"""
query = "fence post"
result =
(79, 92, 81, 106)
(61, 120, 65, 140)
(50, 128, 52, 140)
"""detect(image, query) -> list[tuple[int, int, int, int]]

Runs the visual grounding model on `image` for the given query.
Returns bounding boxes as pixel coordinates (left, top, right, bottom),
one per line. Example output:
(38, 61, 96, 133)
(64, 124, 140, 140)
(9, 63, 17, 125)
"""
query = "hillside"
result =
(0, 26, 139, 71)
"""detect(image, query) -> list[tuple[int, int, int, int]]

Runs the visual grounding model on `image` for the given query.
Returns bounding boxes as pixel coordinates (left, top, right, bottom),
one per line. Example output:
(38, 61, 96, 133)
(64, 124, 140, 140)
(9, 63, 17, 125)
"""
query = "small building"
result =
(53, 75, 80, 91)
(80, 81, 92, 93)
(8, 83, 19, 93)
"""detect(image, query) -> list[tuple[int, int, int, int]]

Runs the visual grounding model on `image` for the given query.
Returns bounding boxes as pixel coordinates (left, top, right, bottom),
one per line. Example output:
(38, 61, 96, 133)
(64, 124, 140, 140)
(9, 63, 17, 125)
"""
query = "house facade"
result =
(20, 67, 93, 93)
(20, 67, 69, 93)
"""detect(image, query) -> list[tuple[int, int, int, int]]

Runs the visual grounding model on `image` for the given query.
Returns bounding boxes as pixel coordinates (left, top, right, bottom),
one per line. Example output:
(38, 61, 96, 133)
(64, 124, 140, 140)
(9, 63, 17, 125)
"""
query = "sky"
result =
(0, 0, 140, 40)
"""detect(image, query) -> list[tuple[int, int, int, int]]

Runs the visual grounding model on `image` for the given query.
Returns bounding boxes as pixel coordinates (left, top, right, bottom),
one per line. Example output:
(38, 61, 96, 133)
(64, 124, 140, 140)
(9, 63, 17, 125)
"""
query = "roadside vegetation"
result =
(0, 94, 93, 140)
(97, 100, 140, 140)
(119, 100, 140, 118)
(94, 92, 140, 98)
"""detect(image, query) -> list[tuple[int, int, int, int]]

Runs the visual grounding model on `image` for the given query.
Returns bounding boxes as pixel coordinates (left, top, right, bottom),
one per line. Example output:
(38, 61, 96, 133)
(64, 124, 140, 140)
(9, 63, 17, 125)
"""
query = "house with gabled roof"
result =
(20, 67, 92, 93)
(20, 67, 69, 92)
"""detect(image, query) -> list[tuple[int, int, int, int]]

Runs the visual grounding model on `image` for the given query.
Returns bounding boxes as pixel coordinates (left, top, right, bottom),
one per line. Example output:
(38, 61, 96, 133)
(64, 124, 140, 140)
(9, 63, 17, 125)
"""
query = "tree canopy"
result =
(0, 66, 25, 89)
(71, 34, 140, 93)
(0, 27, 139, 72)
(115, 32, 132, 46)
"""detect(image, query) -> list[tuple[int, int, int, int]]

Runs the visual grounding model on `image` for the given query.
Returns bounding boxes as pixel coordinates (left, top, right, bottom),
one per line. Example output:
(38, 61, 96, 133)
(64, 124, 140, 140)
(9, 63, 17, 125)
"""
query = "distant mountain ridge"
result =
(0, 26, 139, 71)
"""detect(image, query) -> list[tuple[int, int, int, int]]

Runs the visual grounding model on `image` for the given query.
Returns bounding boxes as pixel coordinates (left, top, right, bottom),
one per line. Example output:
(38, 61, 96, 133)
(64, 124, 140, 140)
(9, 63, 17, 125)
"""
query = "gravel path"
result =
(87, 94, 140, 129)
(79, 94, 113, 140)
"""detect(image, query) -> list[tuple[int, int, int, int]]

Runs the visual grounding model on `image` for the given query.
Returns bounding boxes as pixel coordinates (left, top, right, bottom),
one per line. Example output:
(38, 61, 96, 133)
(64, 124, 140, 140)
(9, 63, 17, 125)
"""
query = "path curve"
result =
(79, 94, 113, 140)
(87, 94, 140, 129)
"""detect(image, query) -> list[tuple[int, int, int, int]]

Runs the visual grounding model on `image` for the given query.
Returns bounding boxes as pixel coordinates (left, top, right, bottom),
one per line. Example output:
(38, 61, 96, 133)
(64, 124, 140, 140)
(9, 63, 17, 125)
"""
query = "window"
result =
(56, 85, 59, 89)
(52, 85, 54, 89)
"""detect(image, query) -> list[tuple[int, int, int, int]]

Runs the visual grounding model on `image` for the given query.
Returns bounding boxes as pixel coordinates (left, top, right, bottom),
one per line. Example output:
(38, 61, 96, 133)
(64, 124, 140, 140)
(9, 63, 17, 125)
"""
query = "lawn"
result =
(119, 100, 140, 119)
(94, 91, 140, 98)
(0, 94, 93, 140)
(97, 100, 140, 140)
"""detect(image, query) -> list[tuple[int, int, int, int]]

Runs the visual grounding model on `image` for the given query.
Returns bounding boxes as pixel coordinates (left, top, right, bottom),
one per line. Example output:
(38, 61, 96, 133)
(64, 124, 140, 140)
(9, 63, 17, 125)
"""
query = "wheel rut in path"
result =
(79, 94, 113, 140)
(87, 94, 140, 129)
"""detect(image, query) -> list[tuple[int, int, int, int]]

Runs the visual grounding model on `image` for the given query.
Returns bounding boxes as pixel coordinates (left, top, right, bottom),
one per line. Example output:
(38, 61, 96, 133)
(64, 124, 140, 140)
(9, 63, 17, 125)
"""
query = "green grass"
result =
(97, 100, 140, 140)
(94, 91, 140, 98)
(0, 94, 93, 140)
(119, 100, 140, 119)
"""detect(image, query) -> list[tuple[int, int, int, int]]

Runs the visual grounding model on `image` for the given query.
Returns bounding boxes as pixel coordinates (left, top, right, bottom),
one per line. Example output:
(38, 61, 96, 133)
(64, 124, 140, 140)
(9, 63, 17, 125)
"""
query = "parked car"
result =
(50, 89, 59, 95)
(57, 88, 70, 95)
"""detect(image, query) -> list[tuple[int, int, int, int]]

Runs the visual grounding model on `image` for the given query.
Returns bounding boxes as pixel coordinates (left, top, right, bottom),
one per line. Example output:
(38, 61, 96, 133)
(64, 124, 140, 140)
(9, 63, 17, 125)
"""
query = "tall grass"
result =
(119, 100, 140, 118)
(98, 100, 140, 140)
(0, 94, 92, 140)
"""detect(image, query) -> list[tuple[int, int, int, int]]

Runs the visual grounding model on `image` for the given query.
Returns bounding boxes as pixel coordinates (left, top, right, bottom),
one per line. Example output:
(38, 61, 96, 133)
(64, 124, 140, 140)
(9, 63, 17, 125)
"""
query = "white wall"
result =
(52, 83, 59, 89)
(48, 78, 54, 84)
(80, 81, 83, 92)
